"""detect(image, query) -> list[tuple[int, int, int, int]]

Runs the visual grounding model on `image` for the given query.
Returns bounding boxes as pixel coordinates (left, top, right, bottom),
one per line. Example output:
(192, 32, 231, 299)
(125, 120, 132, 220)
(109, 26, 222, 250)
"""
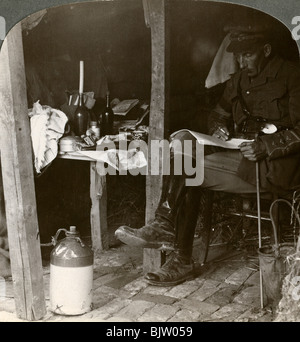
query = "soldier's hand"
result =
(239, 140, 267, 161)
(212, 125, 230, 141)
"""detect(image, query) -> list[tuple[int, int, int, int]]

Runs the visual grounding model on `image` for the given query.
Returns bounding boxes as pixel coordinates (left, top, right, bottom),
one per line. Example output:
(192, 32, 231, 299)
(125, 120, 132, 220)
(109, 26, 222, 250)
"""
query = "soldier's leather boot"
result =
(115, 172, 187, 249)
(145, 186, 201, 286)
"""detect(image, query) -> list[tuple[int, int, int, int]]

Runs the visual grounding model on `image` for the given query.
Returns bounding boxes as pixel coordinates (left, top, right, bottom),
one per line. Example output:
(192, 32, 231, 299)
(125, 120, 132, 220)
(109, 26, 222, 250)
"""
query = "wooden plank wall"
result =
(0, 23, 46, 320)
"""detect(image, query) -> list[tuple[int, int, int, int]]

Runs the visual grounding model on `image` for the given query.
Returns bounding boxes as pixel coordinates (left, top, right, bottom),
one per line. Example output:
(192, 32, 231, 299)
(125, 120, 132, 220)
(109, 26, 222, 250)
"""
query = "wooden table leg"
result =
(90, 161, 109, 253)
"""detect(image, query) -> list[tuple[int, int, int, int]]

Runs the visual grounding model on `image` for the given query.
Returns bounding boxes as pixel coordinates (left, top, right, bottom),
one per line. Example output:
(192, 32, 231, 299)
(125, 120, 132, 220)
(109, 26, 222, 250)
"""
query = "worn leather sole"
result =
(145, 272, 195, 287)
(115, 227, 174, 249)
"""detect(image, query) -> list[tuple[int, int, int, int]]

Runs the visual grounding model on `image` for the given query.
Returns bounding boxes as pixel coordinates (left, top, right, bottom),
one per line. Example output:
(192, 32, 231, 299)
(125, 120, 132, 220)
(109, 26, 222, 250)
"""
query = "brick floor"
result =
(137, 303, 180, 322)
(0, 245, 278, 322)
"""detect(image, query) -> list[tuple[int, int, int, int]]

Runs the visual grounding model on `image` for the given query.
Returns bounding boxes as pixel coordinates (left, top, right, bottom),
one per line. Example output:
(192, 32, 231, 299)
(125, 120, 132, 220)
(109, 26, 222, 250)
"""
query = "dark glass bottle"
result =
(100, 91, 114, 137)
(74, 93, 89, 137)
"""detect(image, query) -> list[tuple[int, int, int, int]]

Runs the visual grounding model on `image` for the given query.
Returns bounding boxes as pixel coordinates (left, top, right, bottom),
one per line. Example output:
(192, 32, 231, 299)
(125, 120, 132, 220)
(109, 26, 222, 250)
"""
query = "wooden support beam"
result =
(143, 248, 166, 275)
(145, 0, 170, 222)
(144, 0, 170, 273)
(0, 23, 46, 320)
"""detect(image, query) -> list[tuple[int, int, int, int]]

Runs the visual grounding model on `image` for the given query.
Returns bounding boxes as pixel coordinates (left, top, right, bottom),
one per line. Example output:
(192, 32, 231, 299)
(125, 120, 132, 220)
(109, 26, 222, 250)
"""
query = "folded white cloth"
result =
(205, 33, 238, 89)
(29, 101, 68, 173)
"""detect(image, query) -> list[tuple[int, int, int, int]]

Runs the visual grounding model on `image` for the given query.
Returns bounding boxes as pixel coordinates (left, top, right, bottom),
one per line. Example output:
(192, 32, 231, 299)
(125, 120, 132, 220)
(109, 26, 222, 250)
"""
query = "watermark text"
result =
(292, 16, 300, 40)
(96, 138, 205, 186)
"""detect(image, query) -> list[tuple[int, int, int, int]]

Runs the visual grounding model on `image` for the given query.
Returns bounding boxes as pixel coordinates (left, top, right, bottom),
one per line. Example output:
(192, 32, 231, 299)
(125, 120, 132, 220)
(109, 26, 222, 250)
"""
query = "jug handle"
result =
(51, 228, 68, 246)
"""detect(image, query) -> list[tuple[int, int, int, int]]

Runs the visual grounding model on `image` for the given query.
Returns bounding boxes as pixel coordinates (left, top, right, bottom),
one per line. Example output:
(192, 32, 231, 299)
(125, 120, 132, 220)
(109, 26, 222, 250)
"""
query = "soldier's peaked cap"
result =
(225, 21, 272, 53)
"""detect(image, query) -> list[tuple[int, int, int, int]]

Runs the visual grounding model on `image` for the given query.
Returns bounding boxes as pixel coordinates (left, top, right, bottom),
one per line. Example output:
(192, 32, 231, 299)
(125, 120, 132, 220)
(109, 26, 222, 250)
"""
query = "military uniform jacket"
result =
(212, 55, 300, 194)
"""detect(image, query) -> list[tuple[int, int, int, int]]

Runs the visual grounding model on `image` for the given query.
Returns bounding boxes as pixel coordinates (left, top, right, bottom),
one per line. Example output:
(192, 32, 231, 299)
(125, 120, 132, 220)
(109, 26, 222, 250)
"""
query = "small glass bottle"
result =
(86, 121, 100, 141)
(74, 93, 89, 137)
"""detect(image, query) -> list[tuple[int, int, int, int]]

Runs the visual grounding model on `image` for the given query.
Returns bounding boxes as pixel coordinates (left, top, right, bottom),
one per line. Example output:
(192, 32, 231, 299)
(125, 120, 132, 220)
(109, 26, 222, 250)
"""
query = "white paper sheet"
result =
(170, 129, 253, 149)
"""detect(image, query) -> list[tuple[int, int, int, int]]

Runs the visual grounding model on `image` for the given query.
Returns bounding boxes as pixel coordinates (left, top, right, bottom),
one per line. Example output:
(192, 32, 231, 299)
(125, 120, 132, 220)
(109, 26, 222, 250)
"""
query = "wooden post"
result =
(91, 161, 109, 253)
(144, 0, 170, 273)
(0, 23, 46, 320)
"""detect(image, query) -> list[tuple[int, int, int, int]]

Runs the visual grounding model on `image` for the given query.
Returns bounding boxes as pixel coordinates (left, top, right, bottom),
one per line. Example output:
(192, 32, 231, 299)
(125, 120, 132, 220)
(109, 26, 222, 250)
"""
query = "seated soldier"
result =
(115, 22, 300, 286)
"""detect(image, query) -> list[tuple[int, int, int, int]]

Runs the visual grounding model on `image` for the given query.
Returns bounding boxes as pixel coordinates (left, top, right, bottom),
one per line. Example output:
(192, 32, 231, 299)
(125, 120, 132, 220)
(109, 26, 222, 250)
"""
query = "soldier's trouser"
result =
(155, 131, 266, 259)
(171, 130, 263, 194)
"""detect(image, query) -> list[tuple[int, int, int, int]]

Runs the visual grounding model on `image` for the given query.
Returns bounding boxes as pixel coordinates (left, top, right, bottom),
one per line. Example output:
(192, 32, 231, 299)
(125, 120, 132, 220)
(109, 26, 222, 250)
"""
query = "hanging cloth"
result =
(205, 33, 238, 89)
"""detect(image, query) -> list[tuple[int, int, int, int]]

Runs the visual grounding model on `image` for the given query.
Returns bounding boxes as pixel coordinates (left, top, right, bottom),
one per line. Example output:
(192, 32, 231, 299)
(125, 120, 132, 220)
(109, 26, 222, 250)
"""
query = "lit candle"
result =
(79, 60, 84, 94)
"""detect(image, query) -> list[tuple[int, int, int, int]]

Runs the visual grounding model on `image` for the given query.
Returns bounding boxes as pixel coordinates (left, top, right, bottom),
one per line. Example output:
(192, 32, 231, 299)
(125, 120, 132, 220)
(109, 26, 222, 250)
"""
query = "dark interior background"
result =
(23, 0, 299, 133)
(22, 0, 299, 247)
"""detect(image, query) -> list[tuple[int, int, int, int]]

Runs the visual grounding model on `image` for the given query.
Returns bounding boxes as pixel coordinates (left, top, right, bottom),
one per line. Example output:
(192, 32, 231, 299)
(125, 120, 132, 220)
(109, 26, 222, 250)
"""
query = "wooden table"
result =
(57, 151, 109, 253)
